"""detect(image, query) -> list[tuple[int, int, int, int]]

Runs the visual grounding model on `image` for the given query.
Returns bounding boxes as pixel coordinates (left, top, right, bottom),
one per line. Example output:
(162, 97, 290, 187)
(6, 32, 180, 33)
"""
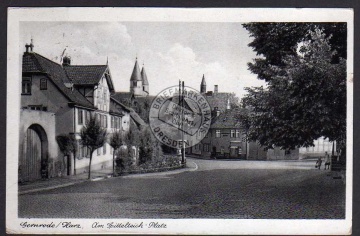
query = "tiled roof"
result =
(111, 97, 147, 127)
(63, 65, 112, 88)
(22, 52, 96, 109)
(109, 97, 131, 115)
(211, 108, 245, 129)
(112, 92, 133, 106)
(205, 92, 231, 112)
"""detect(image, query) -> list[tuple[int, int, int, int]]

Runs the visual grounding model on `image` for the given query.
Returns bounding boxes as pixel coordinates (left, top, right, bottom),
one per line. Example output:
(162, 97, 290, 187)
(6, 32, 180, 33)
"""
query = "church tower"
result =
(130, 58, 143, 96)
(200, 74, 206, 94)
(141, 64, 149, 95)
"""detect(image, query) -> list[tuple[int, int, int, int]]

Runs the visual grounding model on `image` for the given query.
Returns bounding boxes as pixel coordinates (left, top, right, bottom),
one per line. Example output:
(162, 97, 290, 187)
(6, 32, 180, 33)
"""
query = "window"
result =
(28, 105, 47, 111)
(111, 116, 114, 128)
(236, 130, 240, 138)
(231, 130, 235, 138)
(85, 111, 91, 123)
(216, 130, 221, 138)
(203, 144, 209, 152)
(78, 109, 83, 124)
(97, 147, 101, 156)
(133, 81, 137, 87)
(22, 77, 31, 94)
(100, 115, 104, 127)
(104, 115, 108, 128)
(40, 78, 47, 90)
(118, 117, 122, 129)
(103, 143, 106, 154)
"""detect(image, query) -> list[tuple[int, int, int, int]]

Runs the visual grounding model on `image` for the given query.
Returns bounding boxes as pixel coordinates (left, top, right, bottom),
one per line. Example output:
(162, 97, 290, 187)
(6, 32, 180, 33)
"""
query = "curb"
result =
(19, 180, 86, 195)
(121, 161, 198, 178)
(19, 162, 199, 194)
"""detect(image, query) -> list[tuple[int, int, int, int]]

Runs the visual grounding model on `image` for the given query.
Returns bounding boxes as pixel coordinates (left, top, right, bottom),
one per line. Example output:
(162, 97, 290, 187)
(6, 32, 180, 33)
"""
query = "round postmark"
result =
(149, 85, 211, 149)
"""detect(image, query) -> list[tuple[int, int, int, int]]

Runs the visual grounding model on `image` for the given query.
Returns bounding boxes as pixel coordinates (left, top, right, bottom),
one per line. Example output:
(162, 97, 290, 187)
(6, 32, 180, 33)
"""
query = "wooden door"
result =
(230, 147, 238, 157)
(22, 127, 42, 181)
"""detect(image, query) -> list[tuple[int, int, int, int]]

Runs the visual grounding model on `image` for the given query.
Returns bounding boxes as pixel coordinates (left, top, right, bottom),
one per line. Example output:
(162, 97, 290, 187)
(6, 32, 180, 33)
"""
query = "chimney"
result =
(62, 56, 71, 66)
(25, 44, 30, 53)
(214, 85, 218, 94)
(30, 38, 34, 52)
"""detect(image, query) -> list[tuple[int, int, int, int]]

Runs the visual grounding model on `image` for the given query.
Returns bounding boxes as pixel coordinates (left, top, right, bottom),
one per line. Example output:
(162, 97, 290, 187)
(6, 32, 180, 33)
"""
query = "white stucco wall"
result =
(19, 109, 57, 162)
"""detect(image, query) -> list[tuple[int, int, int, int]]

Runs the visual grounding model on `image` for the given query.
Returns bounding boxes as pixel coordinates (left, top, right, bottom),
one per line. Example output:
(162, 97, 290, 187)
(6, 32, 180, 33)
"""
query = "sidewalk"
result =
(18, 162, 196, 195)
(19, 168, 114, 195)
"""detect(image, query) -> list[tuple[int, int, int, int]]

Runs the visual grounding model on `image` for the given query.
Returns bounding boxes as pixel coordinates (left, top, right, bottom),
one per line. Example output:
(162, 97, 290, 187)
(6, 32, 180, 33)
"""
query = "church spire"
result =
(141, 63, 149, 95)
(130, 57, 144, 96)
(130, 58, 141, 82)
(141, 64, 149, 86)
(200, 74, 206, 93)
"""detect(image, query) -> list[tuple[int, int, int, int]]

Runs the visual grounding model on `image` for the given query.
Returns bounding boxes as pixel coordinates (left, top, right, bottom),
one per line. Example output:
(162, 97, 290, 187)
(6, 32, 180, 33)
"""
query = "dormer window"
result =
(22, 77, 31, 95)
(40, 78, 47, 90)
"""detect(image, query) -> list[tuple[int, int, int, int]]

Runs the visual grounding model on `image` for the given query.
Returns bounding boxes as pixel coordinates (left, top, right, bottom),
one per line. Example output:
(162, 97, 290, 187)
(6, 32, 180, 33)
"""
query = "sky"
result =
(20, 21, 266, 99)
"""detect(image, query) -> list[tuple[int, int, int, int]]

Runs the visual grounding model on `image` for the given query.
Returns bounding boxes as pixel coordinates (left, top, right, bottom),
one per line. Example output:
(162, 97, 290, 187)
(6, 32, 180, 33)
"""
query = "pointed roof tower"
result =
(200, 74, 207, 94)
(201, 74, 206, 86)
(130, 58, 142, 81)
(141, 64, 149, 85)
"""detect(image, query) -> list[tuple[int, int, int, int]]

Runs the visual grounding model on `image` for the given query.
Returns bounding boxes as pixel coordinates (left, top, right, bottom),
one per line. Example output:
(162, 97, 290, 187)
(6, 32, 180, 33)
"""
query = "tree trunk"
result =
(73, 152, 76, 176)
(88, 152, 93, 180)
(113, 150, 115, 176)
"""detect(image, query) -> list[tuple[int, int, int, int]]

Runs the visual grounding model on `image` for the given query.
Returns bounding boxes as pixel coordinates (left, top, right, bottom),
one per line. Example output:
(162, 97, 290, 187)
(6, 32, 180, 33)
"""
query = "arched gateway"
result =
(19, 124, 48, 182)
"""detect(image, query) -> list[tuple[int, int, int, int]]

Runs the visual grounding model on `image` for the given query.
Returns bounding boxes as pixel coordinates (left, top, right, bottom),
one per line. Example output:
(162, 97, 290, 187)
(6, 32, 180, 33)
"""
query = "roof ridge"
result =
(33, 52, 63, 67)
(65, 64, 107, 67)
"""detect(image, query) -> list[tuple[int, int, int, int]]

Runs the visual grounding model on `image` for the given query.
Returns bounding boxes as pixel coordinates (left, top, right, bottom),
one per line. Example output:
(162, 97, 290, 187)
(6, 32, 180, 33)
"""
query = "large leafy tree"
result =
(242, 24, 346, 151)
(80, 116, 108, 179)
(242, 23, 346, 82)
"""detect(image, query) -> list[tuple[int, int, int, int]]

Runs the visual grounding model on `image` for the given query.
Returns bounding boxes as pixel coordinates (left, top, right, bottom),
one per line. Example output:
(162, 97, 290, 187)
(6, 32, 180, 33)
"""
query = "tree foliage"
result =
(242, 23, 346, 82)
(242, 24, 346, 150)
(109, 130, 124, 175)
(138, 128, 153, 165)
(80, 116, 108, 179)
(56, 134, 78, 175)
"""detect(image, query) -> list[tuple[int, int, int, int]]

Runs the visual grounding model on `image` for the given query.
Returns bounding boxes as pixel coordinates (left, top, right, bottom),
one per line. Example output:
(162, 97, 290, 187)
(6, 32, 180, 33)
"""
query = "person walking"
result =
(324, 151, 331, 170)
(315, 156, 322, 170)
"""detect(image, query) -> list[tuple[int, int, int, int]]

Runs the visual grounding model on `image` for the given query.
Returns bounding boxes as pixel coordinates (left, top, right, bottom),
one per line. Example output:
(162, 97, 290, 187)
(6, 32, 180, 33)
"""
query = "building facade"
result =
(187, 74, 299, 160)
(19, 41, 133, 181)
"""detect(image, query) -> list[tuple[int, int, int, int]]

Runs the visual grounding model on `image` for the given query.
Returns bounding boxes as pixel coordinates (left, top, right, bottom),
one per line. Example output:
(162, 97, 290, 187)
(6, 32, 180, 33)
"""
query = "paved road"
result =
(19, 158, 345, 219)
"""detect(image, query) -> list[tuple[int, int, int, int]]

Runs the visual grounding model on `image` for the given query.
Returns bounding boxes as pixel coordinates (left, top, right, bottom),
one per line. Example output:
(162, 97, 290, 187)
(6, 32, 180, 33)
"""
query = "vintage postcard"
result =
(7, 8, 353, 235)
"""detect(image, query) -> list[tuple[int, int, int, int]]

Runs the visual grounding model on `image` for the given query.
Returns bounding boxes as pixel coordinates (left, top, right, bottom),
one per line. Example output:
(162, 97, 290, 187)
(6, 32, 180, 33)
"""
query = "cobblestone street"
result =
(19, 158, 345, 219)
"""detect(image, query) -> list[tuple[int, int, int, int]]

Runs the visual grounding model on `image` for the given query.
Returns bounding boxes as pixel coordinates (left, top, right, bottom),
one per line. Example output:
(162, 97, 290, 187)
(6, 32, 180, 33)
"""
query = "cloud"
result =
(20, 22, 133, 64)
(19, 22, 266, 99)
